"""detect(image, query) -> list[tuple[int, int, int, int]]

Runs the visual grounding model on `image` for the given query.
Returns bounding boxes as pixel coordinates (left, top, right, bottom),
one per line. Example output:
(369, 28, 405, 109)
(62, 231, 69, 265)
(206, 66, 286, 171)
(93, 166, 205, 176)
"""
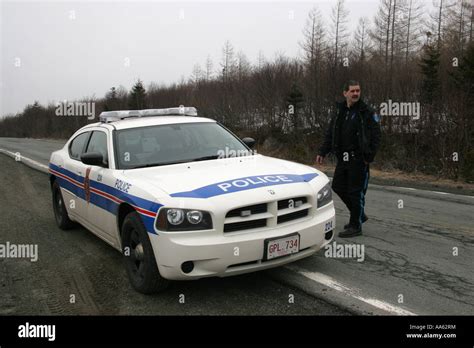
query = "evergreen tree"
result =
(419, 43, 441, 104)
(128, 80, 147, 109)
(451, 43, 474, 181)
(107, 87, 117, 100)
(286, 83, 305, 131)
(104, 87, 118, 111)
(452, 43, 474, 92)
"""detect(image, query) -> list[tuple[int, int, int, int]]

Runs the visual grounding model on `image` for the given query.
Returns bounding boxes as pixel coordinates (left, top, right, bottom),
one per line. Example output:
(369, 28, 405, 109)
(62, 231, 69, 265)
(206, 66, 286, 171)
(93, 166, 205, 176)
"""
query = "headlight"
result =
(317, 183, 332, 208)
(167, 209, 185, 225)
(157, 208, 212, 231)
(187, 210, 203, 224)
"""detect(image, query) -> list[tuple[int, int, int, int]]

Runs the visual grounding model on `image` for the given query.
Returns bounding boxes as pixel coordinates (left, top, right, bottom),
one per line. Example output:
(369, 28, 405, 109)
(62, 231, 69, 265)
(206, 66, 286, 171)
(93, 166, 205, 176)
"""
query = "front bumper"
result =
(149, 202, 335, 280)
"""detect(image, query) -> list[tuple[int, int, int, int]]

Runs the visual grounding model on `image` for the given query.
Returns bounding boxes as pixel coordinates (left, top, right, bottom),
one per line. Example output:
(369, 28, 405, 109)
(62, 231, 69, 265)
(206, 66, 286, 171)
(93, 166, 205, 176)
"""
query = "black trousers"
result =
(332, 156, 370, 228)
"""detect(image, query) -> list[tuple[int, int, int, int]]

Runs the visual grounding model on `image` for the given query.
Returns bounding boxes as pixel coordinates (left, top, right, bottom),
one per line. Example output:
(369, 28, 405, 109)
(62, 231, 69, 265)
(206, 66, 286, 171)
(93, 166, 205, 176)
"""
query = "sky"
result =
(0, 0, 384, 117)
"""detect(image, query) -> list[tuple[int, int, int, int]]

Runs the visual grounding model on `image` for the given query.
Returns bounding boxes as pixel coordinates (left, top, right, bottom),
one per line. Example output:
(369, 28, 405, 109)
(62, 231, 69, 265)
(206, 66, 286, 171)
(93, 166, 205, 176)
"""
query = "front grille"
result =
(223, 196, 311, 233)
(277, 209, 309, 224)
(226, 203, 267, 218)
(224, 218, 267, 233)
(277, 197, 308, 210)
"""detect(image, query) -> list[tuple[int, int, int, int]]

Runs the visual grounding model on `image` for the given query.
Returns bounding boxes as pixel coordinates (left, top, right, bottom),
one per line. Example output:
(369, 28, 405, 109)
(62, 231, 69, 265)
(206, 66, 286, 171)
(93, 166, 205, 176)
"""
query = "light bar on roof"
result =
(99, 110, 141, 123)
(99, 105, 198, 123)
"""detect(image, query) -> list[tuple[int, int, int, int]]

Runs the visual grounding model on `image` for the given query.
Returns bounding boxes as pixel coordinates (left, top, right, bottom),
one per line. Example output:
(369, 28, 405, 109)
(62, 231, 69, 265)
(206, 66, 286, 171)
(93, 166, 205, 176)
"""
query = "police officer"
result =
(316, 81, 381, 237)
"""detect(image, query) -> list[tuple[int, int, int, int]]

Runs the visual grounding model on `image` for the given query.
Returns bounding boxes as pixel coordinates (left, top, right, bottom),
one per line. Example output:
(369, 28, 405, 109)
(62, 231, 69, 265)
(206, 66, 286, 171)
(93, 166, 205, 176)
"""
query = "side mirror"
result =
(242, 137, 256, 149)
(81, 152, 106, 167)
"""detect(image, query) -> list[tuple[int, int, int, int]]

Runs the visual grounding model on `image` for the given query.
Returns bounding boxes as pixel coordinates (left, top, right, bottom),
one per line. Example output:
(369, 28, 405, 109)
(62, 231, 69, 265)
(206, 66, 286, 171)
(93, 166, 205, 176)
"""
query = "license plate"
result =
(264, 233, 300, 261)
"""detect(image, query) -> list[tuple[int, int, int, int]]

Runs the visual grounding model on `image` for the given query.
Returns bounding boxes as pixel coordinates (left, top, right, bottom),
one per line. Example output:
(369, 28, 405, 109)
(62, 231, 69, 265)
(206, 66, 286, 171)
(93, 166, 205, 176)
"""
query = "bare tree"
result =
(385, 0, 393, 70)
(398, 0, 425, 65)
(370, 0, 398, 98)
(300, 7, 327, 127)
(353, 17, 371, 62)
(435, 0, 445, 49)
(190, 63, 203, 85)
(236, 51, 251, 82)
(205, 55, 213, 81)
(388, 0, 402, 96)
(330, 0, 350, 74)
(444, 0, 472, 55)
(470, 1, 473, 42)
(257, 50, 266, 70)
(300, 7, 326, 65)
(220, 40, 237, 82)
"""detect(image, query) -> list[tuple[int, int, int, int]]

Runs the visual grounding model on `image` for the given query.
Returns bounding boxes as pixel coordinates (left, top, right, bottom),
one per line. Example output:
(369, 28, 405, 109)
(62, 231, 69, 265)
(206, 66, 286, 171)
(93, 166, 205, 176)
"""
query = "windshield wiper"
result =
(130, 155, 223, 169)
(191, 155, 221, 162)
(131, 159, 190, 169)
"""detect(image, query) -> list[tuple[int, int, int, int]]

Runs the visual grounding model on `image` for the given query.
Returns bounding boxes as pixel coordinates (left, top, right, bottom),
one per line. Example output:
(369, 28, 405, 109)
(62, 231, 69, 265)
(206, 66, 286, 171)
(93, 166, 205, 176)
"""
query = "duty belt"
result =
(346, 150, 363, 160)
(349, 151, 359, 158)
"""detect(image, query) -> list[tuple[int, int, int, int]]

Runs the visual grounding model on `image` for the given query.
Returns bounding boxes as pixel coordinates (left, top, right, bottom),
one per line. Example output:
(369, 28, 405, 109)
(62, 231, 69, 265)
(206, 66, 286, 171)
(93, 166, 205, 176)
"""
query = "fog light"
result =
(181, 261, 194, 274)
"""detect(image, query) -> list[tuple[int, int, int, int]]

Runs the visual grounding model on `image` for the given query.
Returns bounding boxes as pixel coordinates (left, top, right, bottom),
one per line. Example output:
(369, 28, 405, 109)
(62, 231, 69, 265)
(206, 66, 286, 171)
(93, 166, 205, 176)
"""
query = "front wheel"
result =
(122, 211, 169, 294)
(52, 181, 75, 230)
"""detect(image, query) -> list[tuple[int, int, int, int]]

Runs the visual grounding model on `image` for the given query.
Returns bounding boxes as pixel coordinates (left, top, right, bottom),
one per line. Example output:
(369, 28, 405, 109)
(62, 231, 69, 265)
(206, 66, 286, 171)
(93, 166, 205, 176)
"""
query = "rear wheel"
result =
(52, 181, 75, 230)
(122, 211, 169, 294)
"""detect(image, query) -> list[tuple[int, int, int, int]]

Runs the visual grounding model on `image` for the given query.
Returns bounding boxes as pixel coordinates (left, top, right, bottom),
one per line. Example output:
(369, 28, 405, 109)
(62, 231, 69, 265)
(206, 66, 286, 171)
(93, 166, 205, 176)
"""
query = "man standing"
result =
(316, 81, 381, 237)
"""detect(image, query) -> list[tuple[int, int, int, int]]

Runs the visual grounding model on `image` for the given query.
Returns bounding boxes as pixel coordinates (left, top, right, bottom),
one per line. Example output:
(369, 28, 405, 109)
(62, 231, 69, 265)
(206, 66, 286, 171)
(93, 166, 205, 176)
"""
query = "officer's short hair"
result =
(343, 80, 360, 91)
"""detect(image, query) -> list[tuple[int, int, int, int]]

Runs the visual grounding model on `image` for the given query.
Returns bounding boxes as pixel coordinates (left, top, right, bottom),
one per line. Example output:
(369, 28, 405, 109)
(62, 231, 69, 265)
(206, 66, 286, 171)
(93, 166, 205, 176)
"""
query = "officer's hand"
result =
(316, 155, 324, 165)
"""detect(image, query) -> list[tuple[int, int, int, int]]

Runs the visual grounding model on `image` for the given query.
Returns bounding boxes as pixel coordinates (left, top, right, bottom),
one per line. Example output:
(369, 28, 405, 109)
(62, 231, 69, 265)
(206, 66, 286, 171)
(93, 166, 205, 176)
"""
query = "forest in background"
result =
(1, 0, 473, 181)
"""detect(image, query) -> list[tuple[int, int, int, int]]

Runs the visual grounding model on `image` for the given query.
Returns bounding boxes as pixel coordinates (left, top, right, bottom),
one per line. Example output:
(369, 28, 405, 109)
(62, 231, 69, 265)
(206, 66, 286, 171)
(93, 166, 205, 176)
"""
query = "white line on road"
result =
(284, 264, 417, 316)
(383, 185, 474, 199)
(0, 149, 49, 174)
(329, 176, 474, 199)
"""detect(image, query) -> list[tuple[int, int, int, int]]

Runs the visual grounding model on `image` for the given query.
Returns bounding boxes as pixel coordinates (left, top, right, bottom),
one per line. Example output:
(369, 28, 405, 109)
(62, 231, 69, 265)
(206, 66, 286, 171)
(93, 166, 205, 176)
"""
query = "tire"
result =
(121, 211, 169, 294)
(52, 180, 75, 230)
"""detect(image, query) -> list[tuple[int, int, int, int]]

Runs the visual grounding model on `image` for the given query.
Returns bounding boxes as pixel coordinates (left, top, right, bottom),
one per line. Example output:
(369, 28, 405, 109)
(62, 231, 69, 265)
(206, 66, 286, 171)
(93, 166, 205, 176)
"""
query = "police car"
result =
(49, 106, 335, 293)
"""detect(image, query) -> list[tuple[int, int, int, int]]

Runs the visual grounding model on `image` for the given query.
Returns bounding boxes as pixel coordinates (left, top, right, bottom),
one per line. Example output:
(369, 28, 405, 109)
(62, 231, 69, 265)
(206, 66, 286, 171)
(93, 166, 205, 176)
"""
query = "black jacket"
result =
(319, 99, 381, 163)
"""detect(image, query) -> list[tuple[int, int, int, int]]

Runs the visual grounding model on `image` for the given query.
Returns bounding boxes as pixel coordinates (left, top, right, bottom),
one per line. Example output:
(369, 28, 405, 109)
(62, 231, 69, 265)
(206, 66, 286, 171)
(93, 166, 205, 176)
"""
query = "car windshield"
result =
(115, 122, 253, 169)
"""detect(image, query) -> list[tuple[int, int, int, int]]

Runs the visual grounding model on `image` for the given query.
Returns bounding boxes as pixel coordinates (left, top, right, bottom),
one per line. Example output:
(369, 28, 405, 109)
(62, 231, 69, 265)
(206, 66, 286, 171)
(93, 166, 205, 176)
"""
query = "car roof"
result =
(84, 116, 216, 131)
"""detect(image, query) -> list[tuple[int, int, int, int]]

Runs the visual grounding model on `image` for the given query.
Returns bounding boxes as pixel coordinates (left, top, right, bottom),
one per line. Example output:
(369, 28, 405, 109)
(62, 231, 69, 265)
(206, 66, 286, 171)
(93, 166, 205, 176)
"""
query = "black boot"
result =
(344, 213, 368, 230)
(339, 225, 362, 238)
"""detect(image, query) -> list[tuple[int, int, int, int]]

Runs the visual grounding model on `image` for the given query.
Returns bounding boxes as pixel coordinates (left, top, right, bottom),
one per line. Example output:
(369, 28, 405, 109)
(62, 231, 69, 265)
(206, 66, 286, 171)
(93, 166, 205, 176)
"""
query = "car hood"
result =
(122, 155, 326, 198)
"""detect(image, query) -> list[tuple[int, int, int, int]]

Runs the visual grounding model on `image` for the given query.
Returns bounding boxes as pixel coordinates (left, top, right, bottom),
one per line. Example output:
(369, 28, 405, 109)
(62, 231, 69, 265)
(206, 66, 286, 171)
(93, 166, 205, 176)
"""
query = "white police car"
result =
(49, 106, 335, 293)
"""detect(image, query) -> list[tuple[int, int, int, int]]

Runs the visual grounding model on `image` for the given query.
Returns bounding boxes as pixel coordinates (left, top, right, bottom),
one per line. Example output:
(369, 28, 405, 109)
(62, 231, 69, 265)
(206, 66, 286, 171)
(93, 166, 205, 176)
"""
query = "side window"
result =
(69, 132, 90, 160)
(86, 131, 109, 165)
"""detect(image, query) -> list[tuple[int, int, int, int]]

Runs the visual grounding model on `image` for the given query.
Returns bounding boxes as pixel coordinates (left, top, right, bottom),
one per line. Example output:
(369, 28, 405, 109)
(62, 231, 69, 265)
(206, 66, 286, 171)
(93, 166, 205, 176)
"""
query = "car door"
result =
(82, 129, 119, 246)
(63, 131, 91, 221)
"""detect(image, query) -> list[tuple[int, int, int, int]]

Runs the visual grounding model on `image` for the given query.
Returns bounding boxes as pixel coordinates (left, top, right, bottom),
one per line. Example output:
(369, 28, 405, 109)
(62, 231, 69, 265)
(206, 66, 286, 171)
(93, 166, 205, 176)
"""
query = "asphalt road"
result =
(0, 137, 65, 165)
(0, 137, 473, 315)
